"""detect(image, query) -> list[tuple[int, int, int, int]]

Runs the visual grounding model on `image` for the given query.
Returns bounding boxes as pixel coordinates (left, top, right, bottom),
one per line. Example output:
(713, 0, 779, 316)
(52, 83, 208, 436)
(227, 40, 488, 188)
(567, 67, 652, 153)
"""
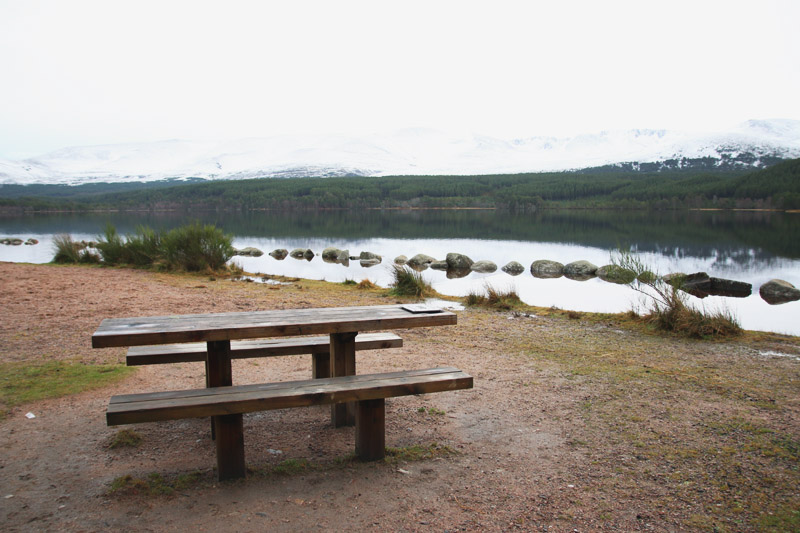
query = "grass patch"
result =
(272, 458, 311, 475)
(383, 443, 457, 463)
(52, 234, 100, 264)
(109, 429, 142, 449)
(464, 284, 523, 310)
(613, 250, 742, 339)
(109, 470, 204, 497)
(84, 222, 235, 272)
(388, 265, 433, 298)
(0, 361, 134, 418)
(341, 278, 357, 286)
(357, 279, 378, 290)
(417, 406, 446, 415)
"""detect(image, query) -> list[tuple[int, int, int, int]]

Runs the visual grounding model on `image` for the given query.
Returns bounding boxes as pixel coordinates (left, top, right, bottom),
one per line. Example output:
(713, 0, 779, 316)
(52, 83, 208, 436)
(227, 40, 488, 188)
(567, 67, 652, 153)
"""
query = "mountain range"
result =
(1, 119, 799, 186)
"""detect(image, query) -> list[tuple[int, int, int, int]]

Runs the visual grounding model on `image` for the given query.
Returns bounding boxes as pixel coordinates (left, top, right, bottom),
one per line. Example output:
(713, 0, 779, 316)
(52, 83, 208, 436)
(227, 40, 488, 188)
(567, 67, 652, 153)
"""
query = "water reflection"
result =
(1, 210, 799, 335)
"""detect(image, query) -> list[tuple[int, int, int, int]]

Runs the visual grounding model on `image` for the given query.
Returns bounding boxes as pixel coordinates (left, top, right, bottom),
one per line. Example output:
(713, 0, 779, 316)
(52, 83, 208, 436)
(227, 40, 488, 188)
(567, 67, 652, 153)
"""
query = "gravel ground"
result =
(1, 262, 798, 532)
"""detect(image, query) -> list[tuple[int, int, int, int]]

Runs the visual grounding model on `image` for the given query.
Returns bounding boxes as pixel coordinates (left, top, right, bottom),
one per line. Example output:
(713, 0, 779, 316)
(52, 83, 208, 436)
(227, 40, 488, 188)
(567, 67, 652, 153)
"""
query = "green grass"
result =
(109, 429, 143, 449)
(0, 360, 134, 417)
(109, 470, 204, 496)
(388, 265, 433, 298)
(464, 285, 523, 310)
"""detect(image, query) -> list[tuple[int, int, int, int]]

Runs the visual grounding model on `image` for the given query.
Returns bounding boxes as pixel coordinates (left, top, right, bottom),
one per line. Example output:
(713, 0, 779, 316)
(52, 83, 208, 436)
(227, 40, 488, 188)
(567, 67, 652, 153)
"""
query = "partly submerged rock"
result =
(446, 253, 473, 270)
(709, 277, 752, 298)
(430, 260, 449, 271)
(321, 247, 342, 261)
(470, 260, 497, 273)
(359, 259, 381, 268)
(269, 249, 288, 260)
(24, 238, 39, 245)
(290, 248, 314, 261)
(446, 267, 471, 279)
(596, 264, 636, 284)
(501, 261, 525, 276)
(530, 260, 564, 279)
(394, 255, 408, 265)
(563, 260, 598, 281)
(407, 254, 436, 270)
(359, 251, 381, 261)
(234, 247, 264, 257)
(760, 279, 800, 305)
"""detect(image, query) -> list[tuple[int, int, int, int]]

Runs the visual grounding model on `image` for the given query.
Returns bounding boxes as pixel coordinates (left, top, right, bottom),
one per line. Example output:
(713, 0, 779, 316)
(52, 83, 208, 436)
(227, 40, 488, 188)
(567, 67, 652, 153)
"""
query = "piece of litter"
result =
(267, 449, 283, 455)
(567, 484, 575, 488)
(397, 468, 411, 475)
(25, 412, 36, 419)
(4, 495, 13, 499)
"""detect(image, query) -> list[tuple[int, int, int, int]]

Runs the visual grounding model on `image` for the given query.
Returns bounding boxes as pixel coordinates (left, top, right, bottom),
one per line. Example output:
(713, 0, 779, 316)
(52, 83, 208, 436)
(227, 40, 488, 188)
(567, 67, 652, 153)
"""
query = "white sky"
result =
(1, 0, 799, 159)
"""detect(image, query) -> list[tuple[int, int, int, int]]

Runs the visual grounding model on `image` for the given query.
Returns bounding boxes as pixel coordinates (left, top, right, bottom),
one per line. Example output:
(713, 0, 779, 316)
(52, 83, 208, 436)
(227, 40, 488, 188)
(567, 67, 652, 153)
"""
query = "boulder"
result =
(321, 247, 342, 261)
(662, 273, 686, 287)
(446, 253, 473, 270)
(394, 255, 408, 265)
(359, 259, 381, 268)
(234, 247, 263, 257)
(407, 254, 436, 269)
(563, 260, 597, 281)
(359, 251, 381, 261)
(501, 261, 525, 276)
(530, 260, 564, 279)
(8, 238, 23, 246)
(269, 248, 288, 260)
(429, 260, 449, 271)
(337, 249, 350, 266)
(24, 238, 39, 245)
(303, 249, 315, 261)
(470, 260, 497, 273)
(596, 264, 636, 284)
(759, 279, 800, 305)
(289, 248, 306, 259)
(709, 277, 752, 298)
(679, 272, 713, 298)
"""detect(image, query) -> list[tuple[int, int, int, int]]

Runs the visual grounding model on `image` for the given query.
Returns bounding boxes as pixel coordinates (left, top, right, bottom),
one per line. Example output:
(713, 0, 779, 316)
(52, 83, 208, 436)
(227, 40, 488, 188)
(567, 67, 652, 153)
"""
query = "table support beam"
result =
(207, 340, 246, 480)
(356, 398, 385, 461)
(330, 332, 357, 427)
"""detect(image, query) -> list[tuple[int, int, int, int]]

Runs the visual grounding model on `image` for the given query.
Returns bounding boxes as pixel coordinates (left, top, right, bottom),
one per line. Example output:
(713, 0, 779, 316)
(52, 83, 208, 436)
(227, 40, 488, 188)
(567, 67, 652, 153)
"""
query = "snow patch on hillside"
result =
(1, 120, 798, 185)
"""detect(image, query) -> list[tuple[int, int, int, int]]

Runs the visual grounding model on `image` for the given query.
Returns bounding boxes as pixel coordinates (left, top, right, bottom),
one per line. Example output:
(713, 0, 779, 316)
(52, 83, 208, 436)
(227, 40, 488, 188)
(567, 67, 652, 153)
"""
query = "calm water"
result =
(2, 209, 799, 335)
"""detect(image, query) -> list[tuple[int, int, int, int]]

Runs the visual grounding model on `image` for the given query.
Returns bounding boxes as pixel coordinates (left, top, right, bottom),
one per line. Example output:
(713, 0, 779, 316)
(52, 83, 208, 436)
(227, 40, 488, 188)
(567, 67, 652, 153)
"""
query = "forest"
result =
(1, 158, 798, 212)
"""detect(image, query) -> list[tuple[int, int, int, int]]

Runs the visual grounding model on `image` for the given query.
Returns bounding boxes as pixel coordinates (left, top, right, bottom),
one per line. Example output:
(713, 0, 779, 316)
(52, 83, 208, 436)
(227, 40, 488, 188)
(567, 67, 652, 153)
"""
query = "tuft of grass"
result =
(93, 222, 235, 272)
(0, 361, 134, 418)
(272, 458, 311, 475)
(109, 470, 204, 497)
(417, 406, 446, 416)
(383, 442, 457, 463)
(388, 265, 433, 298)
(341, 278, 357, 286)
(613, 249, 742, 339)
(52, 234, 83, 264)
(463, 284, 522, 310)
(357, 279, 378, 290)
(109, 429, 142, 449)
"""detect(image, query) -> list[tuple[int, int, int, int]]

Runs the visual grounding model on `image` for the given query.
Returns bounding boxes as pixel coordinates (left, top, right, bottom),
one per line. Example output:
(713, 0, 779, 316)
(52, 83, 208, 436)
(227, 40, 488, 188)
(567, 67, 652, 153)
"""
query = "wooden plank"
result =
(107, 367, 472, 426)
(215, 413, 245, 480)
(93, 304, 456, 348)
(126, 332, 402, 366)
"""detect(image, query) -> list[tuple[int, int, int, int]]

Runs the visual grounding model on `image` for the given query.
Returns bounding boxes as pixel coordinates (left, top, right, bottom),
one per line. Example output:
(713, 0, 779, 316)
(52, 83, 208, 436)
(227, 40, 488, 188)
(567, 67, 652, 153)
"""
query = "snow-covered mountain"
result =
(1, 119, 799, 186)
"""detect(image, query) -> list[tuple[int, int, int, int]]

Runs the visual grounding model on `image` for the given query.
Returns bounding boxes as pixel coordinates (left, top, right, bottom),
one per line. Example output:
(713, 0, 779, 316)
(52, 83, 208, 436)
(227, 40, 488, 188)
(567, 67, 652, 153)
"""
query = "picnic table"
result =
(93, 304, 468, 480)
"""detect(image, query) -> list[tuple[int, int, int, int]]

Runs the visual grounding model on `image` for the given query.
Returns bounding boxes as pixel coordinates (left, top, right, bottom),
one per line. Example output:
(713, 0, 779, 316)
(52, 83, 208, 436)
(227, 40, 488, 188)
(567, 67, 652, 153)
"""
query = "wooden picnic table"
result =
(93, 304, 456, 422)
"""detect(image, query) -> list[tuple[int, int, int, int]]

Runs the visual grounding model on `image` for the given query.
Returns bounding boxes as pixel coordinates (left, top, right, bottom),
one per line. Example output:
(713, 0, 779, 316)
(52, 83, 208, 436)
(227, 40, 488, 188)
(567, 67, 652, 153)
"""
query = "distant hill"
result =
(1, 119, 799, 186)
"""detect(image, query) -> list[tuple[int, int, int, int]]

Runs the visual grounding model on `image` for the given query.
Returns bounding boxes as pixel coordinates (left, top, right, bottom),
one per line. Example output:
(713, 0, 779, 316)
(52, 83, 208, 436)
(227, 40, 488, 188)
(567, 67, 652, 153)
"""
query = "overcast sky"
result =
(1, 0, 799, 159)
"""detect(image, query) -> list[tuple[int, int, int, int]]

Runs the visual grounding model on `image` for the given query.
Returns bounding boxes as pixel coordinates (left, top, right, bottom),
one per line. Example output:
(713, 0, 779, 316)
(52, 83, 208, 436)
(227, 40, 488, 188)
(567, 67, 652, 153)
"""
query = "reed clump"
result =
(464, 285, 523, 310)
(388, 265, 433, 298)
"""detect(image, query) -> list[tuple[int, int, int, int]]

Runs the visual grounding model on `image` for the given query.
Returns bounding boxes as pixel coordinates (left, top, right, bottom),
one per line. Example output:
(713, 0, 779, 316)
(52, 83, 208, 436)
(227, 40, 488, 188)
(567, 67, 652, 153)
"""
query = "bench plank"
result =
(107, 367, 472, 426)
(126, 332, 403, 366)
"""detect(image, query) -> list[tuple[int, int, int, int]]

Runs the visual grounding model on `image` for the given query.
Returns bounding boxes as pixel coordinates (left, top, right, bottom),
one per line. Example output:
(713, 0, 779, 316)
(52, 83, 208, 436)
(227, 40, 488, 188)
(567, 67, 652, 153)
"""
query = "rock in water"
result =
(470, 260, 497, 273)
(269, 249, 288, 260)
(760, 279, 800, 305)
(563, 260, 598, 281)
(321, 247, 342, 261)
(394, 255, 408, 265)
(501, 261, 525, 276)
(430, 260, 448, 271)
(596, 265, 636, 284)
(531, 260, 564, 279)
(446, 253, 473, 270)
(234, 247, 264, 257)
(359, 251, 381, 261)
(406, 254, 436, 270)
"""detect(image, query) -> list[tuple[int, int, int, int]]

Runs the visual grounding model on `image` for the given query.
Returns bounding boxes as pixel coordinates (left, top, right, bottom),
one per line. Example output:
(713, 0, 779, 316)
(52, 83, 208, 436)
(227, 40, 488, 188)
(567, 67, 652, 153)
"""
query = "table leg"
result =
(207, 340, 246, 480)
(330, 331, 357, 427)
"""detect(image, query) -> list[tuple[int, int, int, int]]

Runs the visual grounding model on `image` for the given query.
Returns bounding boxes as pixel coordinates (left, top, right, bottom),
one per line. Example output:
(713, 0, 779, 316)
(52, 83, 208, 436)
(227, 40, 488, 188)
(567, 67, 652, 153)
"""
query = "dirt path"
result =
(1, 262, 798, 532)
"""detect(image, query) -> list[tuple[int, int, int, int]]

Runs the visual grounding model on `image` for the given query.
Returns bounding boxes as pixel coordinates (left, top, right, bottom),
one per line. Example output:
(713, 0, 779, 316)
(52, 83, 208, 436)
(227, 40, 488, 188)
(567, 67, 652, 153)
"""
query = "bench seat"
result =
(126, 332, 403, 366)
(107, 366, 473, 479)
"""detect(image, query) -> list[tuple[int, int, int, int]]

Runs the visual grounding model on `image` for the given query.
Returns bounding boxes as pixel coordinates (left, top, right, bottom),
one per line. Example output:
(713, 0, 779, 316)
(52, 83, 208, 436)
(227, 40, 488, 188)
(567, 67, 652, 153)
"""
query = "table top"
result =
(92, 304, 456, 348)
